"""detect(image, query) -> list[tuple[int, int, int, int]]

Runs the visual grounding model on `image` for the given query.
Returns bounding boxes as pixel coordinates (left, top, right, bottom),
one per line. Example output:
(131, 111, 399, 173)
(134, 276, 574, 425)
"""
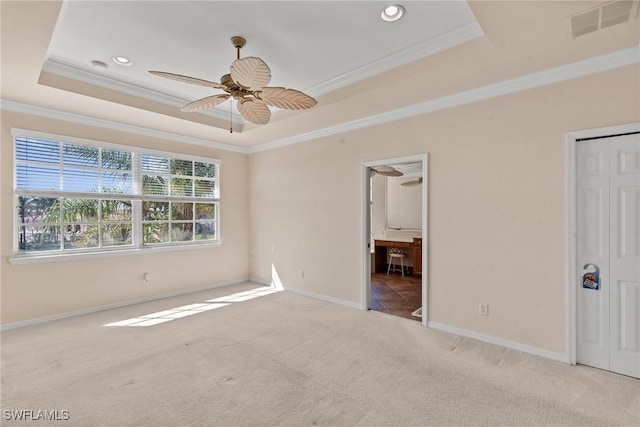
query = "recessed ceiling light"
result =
(111, 56, 132, 66)
(381, 4, 405, 22)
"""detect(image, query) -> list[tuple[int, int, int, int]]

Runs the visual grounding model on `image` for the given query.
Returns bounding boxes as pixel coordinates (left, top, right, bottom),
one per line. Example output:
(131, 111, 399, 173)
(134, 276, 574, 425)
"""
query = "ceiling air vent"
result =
(569, 0, 639, 38)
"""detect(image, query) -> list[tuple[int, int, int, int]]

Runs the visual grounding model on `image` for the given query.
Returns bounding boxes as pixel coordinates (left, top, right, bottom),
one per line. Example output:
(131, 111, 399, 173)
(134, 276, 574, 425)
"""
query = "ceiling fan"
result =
(401, 177, 423, 186)
(149, 36, 317, 131)
(370, 165, 403, 177)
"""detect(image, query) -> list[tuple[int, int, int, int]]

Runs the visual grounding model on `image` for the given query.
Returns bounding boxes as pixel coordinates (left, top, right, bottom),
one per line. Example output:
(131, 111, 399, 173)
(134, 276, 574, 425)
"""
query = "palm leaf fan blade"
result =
(230, 57, 271, 89)
(181, 94, 231, 112)
(237, 99, 271, 125)
(372, 166, 403, 177)
(256, 87, 317, 110)
(401, 177, 423, 186)
(148, 71, 226, 89)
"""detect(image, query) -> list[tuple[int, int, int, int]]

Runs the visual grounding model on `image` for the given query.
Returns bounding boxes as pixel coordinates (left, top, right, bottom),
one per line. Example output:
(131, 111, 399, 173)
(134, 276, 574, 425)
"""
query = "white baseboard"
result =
(248, 277, 362, 309)
(427, 321, 570, 364)
(2, 277, 569, 366)
(249, 277, 272, 287)
(1, 278, 253, 331)
(251, 279, 568, 364)
(282, 286, 362, 310)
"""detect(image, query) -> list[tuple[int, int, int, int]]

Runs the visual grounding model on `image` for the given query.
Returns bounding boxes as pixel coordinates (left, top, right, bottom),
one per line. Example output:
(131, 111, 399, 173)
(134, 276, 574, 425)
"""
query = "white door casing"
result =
(361, 154, 428, 327)
(576, 132, 640, 378)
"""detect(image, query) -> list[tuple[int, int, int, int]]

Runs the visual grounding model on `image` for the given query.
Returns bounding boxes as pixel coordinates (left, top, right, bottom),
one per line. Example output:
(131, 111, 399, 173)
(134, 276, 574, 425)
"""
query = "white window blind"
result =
(16, 137, 134, 195)
(13, 131, 220, 257)
(140, 154, 217, 199)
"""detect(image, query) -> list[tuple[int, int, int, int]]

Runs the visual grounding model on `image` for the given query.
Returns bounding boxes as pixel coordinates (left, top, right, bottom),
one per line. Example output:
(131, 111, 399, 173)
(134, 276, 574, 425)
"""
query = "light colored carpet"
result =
(1, 282, 639, 426)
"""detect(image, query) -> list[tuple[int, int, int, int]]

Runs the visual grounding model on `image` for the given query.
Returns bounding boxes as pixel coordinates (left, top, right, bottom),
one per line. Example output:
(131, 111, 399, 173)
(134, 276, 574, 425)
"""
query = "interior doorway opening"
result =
(362, 154, 428, 326)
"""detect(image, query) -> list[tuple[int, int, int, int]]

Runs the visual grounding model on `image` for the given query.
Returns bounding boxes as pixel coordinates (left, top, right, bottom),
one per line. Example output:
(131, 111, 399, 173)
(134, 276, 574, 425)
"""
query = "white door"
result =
(576, 133, 640, 378)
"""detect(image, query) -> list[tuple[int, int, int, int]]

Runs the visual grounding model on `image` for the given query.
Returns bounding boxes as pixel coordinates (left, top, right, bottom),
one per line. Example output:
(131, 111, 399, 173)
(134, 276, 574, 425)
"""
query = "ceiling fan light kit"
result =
(149, 36, 317, 132)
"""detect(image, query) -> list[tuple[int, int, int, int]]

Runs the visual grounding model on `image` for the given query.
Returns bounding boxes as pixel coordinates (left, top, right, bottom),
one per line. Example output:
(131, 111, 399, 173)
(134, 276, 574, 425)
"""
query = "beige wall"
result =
(2, 64, 638, 355)
(0, 111, 250, 324)
(249, 64, 640, 354)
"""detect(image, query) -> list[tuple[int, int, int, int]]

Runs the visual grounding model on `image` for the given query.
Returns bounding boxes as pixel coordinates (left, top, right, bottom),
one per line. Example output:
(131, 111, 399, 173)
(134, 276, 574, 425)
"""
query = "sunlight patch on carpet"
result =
(104, 286, 279, 327)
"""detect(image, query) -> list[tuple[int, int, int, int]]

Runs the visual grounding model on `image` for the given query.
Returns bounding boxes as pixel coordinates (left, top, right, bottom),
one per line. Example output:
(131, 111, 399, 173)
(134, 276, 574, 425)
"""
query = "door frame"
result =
(565, 123, 640, 365)
(362, 153, 428, 327)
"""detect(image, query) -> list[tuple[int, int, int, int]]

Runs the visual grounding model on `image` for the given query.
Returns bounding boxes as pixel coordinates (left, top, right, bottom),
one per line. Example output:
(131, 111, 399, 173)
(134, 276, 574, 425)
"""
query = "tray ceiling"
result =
(41, 1, 483, 129)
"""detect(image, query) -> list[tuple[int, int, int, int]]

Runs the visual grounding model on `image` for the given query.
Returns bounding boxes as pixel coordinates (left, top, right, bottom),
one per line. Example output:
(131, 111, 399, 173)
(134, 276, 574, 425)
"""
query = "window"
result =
(13, 130, 220, 258)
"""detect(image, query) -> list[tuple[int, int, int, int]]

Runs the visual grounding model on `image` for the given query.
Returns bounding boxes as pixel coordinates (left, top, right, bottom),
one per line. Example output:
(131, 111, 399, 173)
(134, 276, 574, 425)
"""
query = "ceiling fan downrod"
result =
(231, 36, 246, 60)
(229, 36, 244, 132)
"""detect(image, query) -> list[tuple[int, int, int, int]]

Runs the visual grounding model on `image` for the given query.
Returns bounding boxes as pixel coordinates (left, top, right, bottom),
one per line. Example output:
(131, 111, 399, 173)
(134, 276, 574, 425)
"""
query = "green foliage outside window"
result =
(15, 135, 219, 255)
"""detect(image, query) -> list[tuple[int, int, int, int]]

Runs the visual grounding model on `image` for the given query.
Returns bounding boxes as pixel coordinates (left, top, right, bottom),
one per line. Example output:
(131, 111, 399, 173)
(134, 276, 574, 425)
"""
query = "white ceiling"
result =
(5, 1, 637, 149)
(43, 1, 482, 125)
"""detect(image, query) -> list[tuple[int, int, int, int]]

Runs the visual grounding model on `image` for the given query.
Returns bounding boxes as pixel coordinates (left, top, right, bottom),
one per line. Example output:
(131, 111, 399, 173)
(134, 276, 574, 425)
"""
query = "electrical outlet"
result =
(479, 303, 489, 316)
(144, 273, 150, 283)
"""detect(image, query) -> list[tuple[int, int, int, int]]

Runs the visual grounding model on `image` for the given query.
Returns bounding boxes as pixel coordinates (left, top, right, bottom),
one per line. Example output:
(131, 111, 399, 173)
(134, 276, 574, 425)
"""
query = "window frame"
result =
(11, 129, 221, 264)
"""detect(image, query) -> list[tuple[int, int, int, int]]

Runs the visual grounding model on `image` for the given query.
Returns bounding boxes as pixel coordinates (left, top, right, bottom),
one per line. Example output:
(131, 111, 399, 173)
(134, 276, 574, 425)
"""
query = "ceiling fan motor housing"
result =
(231, 36, 246, 50)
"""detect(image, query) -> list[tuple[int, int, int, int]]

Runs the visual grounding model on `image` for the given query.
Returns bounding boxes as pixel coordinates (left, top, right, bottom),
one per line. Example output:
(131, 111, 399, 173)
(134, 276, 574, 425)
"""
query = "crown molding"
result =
(249, 44, 640, 153)
(304, 20, 484, 97)
(0, 100, 249, 154)
(3, 45, 638, 155)
(42, 57, 245, 123)
(41, 20, 483, 116)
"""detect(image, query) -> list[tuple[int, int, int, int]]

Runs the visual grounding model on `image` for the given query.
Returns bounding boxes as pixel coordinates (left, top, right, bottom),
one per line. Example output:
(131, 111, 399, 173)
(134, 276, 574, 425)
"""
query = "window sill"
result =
(8, 242, 222, 265)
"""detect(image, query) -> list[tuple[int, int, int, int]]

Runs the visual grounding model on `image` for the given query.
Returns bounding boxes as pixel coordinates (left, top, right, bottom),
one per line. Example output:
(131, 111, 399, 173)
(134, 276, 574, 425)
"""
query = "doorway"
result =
(362, 154, 428, 327)
(568, 126, 639, 378)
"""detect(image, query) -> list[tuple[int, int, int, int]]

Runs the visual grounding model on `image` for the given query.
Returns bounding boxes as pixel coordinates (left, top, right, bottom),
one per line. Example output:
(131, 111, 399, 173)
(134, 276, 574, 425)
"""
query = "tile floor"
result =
(370, 272, 422, 321)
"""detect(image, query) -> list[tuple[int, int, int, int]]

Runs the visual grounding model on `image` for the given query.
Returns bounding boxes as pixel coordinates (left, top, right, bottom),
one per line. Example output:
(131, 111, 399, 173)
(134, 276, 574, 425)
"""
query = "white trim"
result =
(249, 277, 272, 287)
(3, 45, 638, 155)
(564, 122, 640, 366)
(12, 138, 19, 254)
(427, 321, 570, 364)
(9, 241, 223, 265)
(304, 20, 484, 97)
(0, 278, 254, 331)
(421, 154, 429, 328)
(362, 154, 429, 169)
(42, 57, 244, 123)
(362, 163, 372, 311)
(565, 133, 578, 366)
(12, 128, 223, 165)
(565, 122, 640, 140)
(1, 100, 248, 154)
(362, 154, 428, 325)
(248, 45, 640, 153)
(41, 22, 482, 113)
(283, 286, 361, 310)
